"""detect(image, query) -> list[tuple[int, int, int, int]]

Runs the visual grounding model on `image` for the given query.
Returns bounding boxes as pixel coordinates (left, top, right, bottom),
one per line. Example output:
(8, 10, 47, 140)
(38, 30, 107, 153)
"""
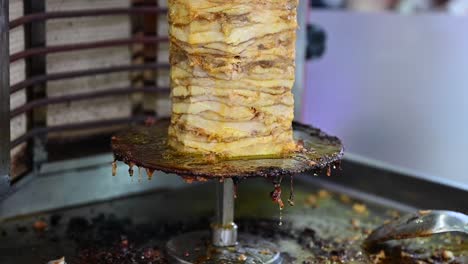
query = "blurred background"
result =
(303, 0, 468, 187)
(310, 0, 468, 14)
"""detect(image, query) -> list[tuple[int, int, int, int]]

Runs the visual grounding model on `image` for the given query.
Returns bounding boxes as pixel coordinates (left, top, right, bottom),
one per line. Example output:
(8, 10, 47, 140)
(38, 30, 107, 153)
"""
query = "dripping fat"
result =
(270, 177, 285, 226)
(128, 162, 135, 177)
(112, 161, 117, 176)
(233, 177, 240, 199)
(287, 175, 295, 206)
(146, 168, 155, 180)
(270, 183, 284, 209)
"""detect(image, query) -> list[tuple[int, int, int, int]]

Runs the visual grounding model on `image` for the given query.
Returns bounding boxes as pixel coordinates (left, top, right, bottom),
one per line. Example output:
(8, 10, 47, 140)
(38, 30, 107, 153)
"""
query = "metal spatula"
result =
(364, 210, 468, 247)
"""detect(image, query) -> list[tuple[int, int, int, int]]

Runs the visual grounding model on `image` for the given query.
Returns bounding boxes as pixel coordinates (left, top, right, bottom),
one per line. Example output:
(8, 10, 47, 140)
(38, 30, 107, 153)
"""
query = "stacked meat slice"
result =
(168, 0, 298, 157)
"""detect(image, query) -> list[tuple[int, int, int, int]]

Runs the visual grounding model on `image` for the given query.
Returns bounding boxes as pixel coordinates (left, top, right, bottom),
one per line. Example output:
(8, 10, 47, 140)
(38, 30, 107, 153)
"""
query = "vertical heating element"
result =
(0, 0, 11, 197)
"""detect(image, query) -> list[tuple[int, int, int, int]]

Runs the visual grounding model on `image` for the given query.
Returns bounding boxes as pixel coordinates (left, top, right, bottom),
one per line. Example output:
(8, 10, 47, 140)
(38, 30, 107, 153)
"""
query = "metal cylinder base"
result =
(211, 222, 238, 247)
(166, 231, 282, 264)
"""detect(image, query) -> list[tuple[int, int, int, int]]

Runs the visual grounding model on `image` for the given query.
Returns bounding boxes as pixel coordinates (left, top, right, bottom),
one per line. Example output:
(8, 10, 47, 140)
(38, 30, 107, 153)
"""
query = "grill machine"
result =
(111, 119, 343, 263)
(1, 1, 468, 263)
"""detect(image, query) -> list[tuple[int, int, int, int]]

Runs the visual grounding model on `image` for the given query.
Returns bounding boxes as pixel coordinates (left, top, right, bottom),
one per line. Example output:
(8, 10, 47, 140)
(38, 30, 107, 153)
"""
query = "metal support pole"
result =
(25, 0, 48, 172)
(167, 177, 281, 263)
(212, 178, 238, 247)
(293, 0, 308, 121)
(0, 0, 11, 198)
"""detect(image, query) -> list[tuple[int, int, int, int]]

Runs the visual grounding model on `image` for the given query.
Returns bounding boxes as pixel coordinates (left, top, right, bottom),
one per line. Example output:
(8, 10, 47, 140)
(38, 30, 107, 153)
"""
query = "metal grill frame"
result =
(0, 1, 172, 199)
(0, 0, 309, 206)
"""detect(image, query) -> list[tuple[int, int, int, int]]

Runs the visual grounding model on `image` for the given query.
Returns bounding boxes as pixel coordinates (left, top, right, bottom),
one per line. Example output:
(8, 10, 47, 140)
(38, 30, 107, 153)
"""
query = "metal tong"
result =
(365, 210, 468, 247)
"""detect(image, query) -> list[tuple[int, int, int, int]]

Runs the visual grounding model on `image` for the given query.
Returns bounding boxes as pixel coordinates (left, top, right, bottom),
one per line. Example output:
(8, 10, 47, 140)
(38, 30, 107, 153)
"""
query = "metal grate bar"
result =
(10, 36, 169, 63)
(9, 6, 168, 29)
(11, 115, 152, 148)
(10, 86, 170, 118)
(10, 62, 170, 94)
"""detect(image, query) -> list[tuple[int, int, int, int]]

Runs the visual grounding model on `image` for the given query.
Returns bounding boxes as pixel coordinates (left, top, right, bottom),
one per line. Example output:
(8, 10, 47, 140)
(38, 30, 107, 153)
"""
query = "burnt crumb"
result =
(66, 217, 90, 243)
(280, 252, 297, 263)
(49, 236, 60, 243)
(297, 228, 317, 246)
(16, 225, 28, 233)
(33, 220, 48, 232)
(77, 243, 167, 264)
(61, 214, 210, 263)
(6, 213, 464, 264)
(330, 249, 346, 259)
(50, 214, 62, 227)
(1, 230, 7, 237)
(297, 228, 360, 263)
(239, 220, 362, 263)
(366, 242, 466, 264)
(67, 217, 90, 233)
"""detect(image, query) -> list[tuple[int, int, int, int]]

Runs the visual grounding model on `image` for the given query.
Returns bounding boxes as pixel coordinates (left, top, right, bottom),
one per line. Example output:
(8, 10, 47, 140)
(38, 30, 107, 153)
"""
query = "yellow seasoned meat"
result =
(168, 0, 298, 157)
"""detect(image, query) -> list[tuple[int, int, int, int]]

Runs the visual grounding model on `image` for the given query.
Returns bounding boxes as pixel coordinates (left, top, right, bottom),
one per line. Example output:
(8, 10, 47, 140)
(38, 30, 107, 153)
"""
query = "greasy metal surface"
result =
(323, 161, 468, 212)
(0, 0, 11, 198)
(0, 178, 466, 263)
(111, 120, 343, 179)
(167, 231, 281, 264)
(365, 210, 468, 246)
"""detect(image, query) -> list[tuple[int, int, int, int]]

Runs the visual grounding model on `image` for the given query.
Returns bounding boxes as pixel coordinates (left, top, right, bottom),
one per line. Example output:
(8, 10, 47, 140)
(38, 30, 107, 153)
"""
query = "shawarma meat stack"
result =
(168, 0, 298, 157)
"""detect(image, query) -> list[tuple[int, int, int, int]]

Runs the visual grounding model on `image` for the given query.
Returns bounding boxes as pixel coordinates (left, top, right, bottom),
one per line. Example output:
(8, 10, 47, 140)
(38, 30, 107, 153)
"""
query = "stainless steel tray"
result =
(0, 160, 466, 263)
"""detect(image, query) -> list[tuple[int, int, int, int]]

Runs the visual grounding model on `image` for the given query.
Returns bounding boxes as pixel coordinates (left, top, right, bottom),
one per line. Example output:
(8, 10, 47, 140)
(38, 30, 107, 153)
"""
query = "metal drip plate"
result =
(166, 231, 282, 264)
(111, 119, 343, 179)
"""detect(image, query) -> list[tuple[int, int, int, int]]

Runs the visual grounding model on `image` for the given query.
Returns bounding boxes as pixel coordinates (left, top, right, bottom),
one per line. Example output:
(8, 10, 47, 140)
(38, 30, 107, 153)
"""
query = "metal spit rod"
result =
(212, 178, 238, 247)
